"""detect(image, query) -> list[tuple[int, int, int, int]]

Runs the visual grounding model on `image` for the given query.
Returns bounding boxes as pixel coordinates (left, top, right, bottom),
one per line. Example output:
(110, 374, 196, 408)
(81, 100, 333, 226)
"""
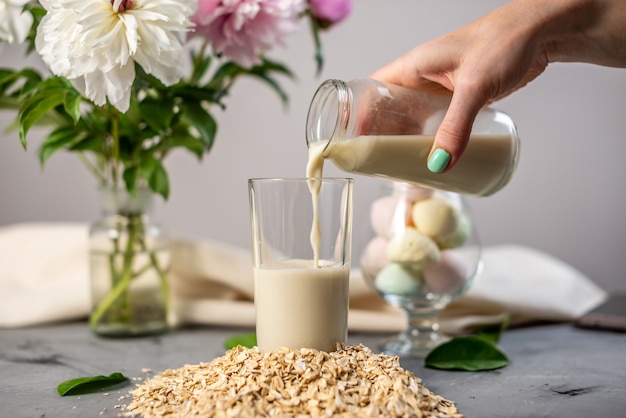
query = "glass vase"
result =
(88, 187, 171, 337)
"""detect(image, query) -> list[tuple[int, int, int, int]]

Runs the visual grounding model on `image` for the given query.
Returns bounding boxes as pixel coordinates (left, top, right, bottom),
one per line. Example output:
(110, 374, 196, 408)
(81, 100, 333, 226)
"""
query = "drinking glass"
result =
(248, 178, 353, 352)
(359, 180, 482, 357)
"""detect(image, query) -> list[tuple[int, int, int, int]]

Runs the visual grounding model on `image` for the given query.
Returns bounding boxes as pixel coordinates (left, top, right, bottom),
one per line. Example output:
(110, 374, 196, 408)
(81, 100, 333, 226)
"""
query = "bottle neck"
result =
(306, 79, 352, 154)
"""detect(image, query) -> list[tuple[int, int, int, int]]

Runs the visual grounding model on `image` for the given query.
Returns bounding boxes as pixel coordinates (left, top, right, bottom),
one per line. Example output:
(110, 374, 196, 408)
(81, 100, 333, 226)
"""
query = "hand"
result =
(370, 0, 626, 172)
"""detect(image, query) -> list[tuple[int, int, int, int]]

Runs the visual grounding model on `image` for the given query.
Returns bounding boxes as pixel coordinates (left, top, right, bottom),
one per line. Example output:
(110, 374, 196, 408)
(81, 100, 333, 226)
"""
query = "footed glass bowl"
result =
(359, 181, 482, 357)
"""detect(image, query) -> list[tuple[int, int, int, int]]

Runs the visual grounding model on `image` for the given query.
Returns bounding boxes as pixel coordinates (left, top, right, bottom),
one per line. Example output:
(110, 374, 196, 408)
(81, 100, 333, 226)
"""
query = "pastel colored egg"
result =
(360, 236, 390, 278)
(439, 214, 472, 249)
(411, 198, 459, 244)
(423, 250, 470, 295)
(370, 195, 412, 238)
(370, 195, 399, 238)
(374, 262, 424, 296)
(386, 226, 440, 266)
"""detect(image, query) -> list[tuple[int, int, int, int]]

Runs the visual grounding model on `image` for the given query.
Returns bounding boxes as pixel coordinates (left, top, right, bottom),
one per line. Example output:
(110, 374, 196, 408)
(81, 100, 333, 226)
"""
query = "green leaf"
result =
(122, 166, 138, 196)
(189, 50, 212, 84)
(254, 57, 295, 79)
(139, 96, 175, 133)
(308, 14, 325, 76)
(206, 62, 244, 91)
(134, 63, 166, 90)
(39, 126, 86, 165)
(477, 313, 510, 344)
(18, 90, 67, 148)
(225, 332, 257, 349)
(25, 6, 46, 54)
(57, 372, 128, 396)
(245, 59, 295, 106)
(139, 156, 169, 200)
(0, 68, 42, 95)
(424, 336, 509, 371)
(158, 134, 205, 159)
(171, 85, 219, 103)
(0, 95, 20, 111)
(180, 101, 216, 151)
(69, 134, 103, 153)
(17, 78, 77, 147)
(63, 90, 82, 122)
(246, 73, 289, 105)
(0, 68, 14, 86)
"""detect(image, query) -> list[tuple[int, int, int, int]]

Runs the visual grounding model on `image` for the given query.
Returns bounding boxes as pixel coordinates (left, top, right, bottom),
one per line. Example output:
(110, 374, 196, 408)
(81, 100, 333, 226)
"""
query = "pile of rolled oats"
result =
(122, 343, 462, 418)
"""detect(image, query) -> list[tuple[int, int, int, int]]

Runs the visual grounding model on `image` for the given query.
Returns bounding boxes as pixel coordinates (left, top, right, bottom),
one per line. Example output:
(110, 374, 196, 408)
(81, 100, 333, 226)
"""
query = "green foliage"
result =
(424, 314, 510, 372)
(424, 336, 509, 371)
(1, 6, 297, 200)
(57, 372, 128, 396)
(224, 332, 257, 350)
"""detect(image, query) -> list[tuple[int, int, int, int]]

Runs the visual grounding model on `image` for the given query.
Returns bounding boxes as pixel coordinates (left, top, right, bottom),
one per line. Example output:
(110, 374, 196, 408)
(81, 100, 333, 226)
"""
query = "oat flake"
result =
(122, 343, 463, 418)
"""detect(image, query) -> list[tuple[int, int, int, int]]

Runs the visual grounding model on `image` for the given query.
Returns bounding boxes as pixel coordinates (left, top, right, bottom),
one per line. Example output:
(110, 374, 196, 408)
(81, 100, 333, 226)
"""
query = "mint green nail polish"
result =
(427, 148, 450, 173)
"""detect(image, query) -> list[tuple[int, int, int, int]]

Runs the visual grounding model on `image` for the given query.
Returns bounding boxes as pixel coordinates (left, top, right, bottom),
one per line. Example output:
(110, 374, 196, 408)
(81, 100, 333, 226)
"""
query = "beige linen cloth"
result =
(0, 222, 607, 332)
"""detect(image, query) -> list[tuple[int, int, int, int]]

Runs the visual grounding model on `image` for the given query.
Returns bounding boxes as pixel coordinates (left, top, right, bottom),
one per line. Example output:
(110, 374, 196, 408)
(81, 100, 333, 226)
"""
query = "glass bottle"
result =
(88, 186, 171, 337)
(305, 78, 520, 196)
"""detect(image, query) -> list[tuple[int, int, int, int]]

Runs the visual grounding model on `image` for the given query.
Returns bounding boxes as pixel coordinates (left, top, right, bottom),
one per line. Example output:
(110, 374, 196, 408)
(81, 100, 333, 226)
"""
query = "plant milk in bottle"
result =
(305, 78, 520, 196)
(311, 133, 515, 196)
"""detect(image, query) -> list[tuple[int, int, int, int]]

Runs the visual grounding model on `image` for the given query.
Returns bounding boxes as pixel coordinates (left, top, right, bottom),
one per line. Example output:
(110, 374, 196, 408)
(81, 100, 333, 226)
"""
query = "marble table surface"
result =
(1, 322, 625, 418)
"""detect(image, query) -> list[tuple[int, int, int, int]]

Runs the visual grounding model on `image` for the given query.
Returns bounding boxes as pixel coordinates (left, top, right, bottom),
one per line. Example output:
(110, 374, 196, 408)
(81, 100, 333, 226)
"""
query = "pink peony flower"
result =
(309, 0, 352, 26)
(192, 0, 220, 23)
(192, 0, 304, 68)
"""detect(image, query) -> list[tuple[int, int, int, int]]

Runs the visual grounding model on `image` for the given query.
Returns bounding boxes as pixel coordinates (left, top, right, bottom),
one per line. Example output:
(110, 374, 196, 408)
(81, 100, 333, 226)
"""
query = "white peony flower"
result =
(35, 0, 196, 112)
(0, 0, 33, 48)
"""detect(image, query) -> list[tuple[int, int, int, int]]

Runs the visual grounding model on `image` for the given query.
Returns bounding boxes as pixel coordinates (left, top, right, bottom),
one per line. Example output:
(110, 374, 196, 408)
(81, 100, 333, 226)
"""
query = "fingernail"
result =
(427, 148, 450, 173)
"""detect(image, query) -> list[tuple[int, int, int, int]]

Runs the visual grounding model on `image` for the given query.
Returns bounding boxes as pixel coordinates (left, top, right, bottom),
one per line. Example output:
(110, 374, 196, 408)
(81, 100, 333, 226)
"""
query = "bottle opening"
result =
(306, 79, 351, 153)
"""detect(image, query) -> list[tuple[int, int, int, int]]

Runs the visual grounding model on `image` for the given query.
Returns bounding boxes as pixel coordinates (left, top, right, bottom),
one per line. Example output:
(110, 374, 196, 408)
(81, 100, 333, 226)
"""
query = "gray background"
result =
(1, 0, 625, 292)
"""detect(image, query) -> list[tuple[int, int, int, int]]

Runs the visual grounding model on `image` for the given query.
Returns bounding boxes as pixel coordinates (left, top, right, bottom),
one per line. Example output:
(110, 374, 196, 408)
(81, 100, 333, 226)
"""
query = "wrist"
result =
(521, 0, 626, 66)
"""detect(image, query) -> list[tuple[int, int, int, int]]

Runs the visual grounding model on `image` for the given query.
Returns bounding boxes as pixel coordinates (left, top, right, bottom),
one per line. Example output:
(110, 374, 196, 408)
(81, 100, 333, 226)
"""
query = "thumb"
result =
(427, 86, 486, 173)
